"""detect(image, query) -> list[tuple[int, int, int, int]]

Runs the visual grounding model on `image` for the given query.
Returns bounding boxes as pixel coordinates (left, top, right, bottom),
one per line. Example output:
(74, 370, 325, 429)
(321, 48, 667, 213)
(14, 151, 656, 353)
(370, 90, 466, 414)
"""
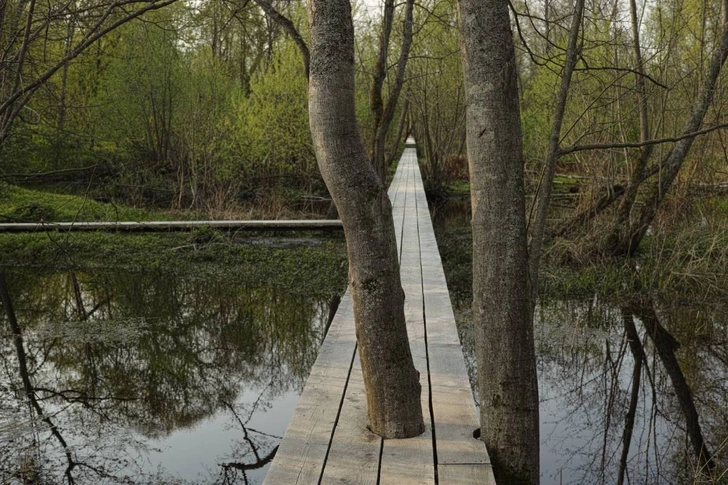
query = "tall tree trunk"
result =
(607, 0, 655, 252)
(385, 97, 409, 170)
(458, 0, 539, 483)
(307, 0, 424, 439)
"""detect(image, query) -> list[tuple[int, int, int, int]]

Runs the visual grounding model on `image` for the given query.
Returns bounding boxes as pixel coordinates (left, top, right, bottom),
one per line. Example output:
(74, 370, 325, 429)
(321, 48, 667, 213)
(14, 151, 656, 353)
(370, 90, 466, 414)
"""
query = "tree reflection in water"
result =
(0, 269, 335, 484)
(535, 297, 728, 484)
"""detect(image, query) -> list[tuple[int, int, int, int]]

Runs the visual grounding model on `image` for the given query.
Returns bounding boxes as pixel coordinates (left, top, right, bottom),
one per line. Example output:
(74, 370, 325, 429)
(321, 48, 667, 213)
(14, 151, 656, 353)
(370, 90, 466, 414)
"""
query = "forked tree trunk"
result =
(307, 0, 424, 439)
(370, 0, 414, 184)
(458, 0, 539, 483)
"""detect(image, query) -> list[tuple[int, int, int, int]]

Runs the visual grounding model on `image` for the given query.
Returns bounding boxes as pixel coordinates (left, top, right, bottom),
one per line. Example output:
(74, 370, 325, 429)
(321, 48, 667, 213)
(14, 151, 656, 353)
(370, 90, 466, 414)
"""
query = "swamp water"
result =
(1, 205, 725, 485)
(0, 267, 341, 484)
(431, 198, 728, 484)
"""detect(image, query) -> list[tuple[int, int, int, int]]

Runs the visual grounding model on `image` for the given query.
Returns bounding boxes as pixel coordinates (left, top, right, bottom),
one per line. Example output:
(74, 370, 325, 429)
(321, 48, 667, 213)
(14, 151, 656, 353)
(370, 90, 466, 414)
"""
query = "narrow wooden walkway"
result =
(263, 140, 495, 485)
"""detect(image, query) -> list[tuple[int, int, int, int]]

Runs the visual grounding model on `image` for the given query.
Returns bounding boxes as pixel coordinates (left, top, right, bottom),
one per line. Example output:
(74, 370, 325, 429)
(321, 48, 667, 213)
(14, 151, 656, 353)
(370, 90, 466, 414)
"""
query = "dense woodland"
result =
(0, 0, 725, 258)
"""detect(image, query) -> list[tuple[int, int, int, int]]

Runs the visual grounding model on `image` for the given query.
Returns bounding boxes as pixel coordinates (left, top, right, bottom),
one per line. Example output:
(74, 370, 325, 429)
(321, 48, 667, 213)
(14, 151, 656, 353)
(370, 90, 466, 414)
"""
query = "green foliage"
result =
(241, 42, 314, 184)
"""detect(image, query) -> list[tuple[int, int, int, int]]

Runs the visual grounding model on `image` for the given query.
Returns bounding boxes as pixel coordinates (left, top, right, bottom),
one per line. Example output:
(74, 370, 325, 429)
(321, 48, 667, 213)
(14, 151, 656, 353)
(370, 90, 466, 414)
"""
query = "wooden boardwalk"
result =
(263, 140, 495, 485)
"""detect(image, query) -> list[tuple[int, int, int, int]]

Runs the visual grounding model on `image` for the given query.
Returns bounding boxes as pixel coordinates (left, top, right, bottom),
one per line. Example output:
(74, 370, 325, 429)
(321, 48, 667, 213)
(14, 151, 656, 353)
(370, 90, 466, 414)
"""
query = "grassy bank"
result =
(0, 229, 348, 299)
(0, 182, 178, 223)
(0, 184, 348, 297)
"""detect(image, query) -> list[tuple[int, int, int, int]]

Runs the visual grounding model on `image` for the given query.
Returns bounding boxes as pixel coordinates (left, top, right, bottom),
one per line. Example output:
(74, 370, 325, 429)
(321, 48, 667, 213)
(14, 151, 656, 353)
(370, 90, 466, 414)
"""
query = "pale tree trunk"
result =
(458, 0, 539, 483)
(614, 0, 653, 224)
(307, 0, 424, 439)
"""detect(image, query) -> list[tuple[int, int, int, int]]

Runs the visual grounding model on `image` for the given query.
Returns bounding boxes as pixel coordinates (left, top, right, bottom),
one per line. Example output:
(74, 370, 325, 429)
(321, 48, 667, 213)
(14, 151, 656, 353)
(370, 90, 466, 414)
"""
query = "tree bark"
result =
(307, 0, 424, 439)
(458, 0, 539, 482)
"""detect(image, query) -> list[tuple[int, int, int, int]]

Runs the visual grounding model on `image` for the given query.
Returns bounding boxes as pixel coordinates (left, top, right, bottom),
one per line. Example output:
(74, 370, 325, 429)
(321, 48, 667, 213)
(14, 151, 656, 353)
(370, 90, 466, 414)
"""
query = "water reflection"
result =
(430, 196, 728, 483)
(0, 269, 334, 484)
(537, 297, 727, 484)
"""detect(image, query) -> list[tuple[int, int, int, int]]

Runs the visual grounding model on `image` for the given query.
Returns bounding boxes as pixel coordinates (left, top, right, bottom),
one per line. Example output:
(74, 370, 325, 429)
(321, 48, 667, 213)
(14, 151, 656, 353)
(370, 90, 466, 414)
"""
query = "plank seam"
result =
(414, 154, 439, 484)
(317, 340, 360, 485)
(398, 151, 412, 263)
(438, 463, 491, 466)
(375, 435, 384, 485)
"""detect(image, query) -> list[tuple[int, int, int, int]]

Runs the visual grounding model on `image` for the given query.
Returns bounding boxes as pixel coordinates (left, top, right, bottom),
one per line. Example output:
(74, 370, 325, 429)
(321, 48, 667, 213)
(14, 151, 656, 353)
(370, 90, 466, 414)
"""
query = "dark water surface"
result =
(0, 269, 337, 484)
(430, 197, 728, 484)
(2, 201, 726, 484)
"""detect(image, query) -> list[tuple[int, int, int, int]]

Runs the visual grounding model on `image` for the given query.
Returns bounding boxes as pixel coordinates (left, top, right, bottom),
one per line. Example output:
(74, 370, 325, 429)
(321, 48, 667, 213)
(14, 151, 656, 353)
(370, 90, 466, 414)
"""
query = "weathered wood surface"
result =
(0, 220, 343, 232)
(263, 139, 494, 484)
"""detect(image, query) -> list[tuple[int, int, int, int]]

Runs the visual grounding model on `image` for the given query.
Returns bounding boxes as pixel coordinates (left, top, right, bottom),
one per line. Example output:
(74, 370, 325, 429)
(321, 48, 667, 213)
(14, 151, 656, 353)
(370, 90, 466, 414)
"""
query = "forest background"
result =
(0, 0, 726, 299)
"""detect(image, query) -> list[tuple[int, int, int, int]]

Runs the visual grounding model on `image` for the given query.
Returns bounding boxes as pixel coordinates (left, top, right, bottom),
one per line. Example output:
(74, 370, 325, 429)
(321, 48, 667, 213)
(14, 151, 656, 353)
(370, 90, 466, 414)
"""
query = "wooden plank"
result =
(390, 147, 411, 253)
(0, 219, 343, 232)
(262, 293, 357, 485)
(411, 161, 491, 468)
(319, 353, 381, 485)
(380, 148, 435, 484)
(438, 464, 497, 485)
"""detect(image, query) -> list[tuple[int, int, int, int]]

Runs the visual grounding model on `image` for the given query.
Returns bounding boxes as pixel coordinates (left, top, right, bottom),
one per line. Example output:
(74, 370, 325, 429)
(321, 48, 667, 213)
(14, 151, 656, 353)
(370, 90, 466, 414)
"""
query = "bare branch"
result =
(253, 0, 309, 79)
(557, 121, 728, 156)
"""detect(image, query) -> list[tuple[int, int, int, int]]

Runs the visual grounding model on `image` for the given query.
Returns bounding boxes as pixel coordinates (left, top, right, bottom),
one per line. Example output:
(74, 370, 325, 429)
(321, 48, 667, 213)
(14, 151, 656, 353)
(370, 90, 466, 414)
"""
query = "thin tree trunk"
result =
(307, 0, 424, 439)
(606, 0, 654, 253)
(370, 0, 395, 171)
(528, 0, 585, 303)
(253, 0, 310, 79)
(458, 0, 539, 482)
(385, 97, 409, 171)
